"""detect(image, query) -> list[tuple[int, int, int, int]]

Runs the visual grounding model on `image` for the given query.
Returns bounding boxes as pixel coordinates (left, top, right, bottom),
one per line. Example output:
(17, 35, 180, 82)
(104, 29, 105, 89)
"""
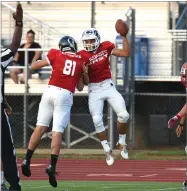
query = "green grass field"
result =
(13, 181, 182, 191)
(16, 148, 186, 160)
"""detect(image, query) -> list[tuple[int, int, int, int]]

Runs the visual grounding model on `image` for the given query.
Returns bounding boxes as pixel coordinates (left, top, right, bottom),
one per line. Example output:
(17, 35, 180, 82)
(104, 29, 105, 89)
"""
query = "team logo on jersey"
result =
(88, 50, 108, 65)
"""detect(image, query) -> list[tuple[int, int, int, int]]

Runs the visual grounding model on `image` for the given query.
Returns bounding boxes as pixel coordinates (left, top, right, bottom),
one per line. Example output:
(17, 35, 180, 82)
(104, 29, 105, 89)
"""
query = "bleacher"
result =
(4, 69, 88, 95)
(2, 2, 173, 94)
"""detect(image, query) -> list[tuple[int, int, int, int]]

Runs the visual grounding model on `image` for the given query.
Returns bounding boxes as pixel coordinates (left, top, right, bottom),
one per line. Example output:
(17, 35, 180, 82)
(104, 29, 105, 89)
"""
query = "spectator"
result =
(9, 29, 42, 84)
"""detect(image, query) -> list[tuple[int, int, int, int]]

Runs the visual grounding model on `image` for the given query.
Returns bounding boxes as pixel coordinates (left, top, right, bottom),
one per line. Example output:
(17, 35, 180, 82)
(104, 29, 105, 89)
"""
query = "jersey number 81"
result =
(63, 60, 76, 76)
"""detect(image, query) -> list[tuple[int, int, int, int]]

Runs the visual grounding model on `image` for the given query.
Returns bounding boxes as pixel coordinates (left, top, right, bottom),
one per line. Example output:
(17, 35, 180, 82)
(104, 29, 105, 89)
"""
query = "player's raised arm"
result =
(111, 37, 130, 57)
(31, 58, 49, 70)
(111, 19, 130, 57)
(8, 3, 23, 54)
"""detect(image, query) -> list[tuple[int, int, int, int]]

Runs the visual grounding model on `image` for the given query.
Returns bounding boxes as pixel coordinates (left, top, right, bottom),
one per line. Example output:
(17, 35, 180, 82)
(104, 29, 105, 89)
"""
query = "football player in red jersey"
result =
(21, 36, 89, 187)
(78, 28, 130, 166)
(168, 62, 187, 190)
(168, 63, 187, 130)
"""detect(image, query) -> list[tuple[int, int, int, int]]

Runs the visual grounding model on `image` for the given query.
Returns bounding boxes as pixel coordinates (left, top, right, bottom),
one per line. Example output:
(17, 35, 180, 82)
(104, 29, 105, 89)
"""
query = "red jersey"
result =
(47, 49, 84, 93)
(78, 41, 115, 83)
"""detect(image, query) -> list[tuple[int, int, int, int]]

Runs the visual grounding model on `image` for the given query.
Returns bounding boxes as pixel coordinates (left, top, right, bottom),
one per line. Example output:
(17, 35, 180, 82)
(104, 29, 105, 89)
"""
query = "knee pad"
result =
(52, 125, 65, 133)
(92, 115, 105, 133)
(117, 110, 129, 123)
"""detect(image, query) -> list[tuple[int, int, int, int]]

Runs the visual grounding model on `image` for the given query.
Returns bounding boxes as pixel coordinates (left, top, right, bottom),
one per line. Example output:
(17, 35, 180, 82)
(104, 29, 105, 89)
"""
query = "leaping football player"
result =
(78, 26, 130, 166)
(21, 36, 89, 187)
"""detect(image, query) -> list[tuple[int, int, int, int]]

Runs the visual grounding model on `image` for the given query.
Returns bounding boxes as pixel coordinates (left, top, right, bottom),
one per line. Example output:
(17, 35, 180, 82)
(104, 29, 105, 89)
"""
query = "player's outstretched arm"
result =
(111, 36, 130, 57)
(176, 116, 186, 137)
(178, 103, 187, 118)
(168, 103, 186, 128)
(8, 3, 23, 54)
(31, 58, 49, 70)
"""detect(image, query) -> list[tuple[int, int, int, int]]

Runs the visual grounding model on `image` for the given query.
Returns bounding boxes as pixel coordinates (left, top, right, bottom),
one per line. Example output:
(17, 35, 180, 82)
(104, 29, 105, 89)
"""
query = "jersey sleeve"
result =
(0, 49, 14, 69)
(78, 50, 90, 65)
(46, 49, 57, 65)
(103, 41, 115, 54)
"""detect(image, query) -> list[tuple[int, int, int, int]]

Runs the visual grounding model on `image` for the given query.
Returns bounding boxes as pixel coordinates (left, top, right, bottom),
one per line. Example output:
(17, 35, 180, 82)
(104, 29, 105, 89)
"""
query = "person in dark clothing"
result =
(1, 4, 23, 191)
(9, 29, 42, 84)
(1, 98, 13, 191)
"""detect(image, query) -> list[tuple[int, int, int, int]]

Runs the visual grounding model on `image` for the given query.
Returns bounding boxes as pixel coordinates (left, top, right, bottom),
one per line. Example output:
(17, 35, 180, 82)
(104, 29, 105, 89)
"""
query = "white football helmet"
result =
(82, 28, 101, 52)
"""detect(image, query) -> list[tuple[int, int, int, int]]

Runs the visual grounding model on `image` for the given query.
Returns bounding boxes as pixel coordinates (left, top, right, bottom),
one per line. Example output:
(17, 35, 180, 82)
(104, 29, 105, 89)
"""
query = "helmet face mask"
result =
(83, 39, 97, 52)
(82, 28, 101, 52)
(59, 36, 77, 53)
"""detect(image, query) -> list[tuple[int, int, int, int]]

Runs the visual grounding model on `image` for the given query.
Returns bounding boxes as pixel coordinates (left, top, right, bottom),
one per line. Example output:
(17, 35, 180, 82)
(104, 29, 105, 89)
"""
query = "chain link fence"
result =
(134, 93, 186, 148)
(6, 94, 110, 149)
(6, 92, 186, 149)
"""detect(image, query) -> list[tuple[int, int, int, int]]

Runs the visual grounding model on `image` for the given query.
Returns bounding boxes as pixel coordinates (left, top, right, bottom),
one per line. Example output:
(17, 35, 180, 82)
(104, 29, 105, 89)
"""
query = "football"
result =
(115, 19, 129, 37)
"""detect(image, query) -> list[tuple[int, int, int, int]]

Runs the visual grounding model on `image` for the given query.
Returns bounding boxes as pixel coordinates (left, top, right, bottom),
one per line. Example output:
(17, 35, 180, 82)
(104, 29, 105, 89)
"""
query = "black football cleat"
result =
(1, 183, 8, 191)
(9, 184, 21, 191)
(21, 159, 31, 177)
(45, 165, 57, 188)
(183, 180, 187, 190)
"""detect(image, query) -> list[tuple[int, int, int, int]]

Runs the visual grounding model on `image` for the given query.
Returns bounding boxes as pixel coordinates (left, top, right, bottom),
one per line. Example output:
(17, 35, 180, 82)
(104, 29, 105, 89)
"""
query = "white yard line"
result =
(166, 168, 186, 171)
(144, 187, 181, 191)
(140, 174, 158, 178)
(86, 173, 133, 177)
(29, 185, 51, 189)
(156, 187, 181, 191)
(17, 163, 45, 167)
